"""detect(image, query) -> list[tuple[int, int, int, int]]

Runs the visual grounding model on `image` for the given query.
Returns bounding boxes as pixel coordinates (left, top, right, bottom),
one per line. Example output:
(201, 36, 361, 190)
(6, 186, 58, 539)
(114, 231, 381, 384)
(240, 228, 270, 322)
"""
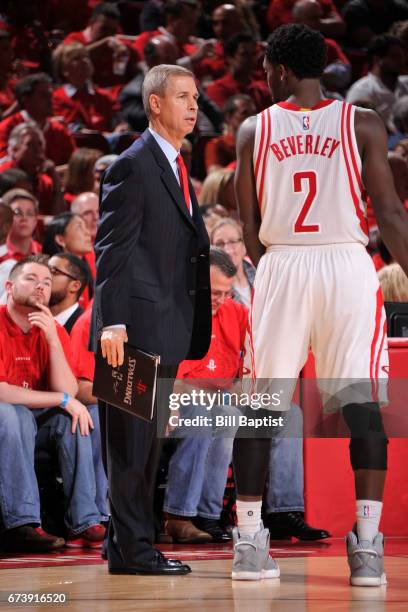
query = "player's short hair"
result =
(224, 33, 255, 58)
(8, 254, 50, 281)
(142, 64, 195, 119)
(265, 23, 327, 80)
(209, 246, 237, 277)
(91, 2, 121, 21)
(14, 73, 52, 106)
(50, 252, 91, 298)
(367, 34, 403, 66)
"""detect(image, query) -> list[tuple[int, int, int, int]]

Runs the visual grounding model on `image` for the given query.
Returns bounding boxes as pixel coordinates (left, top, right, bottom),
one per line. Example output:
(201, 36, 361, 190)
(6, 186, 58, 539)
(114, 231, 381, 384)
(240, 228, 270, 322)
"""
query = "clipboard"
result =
(93, 343, 161, 422)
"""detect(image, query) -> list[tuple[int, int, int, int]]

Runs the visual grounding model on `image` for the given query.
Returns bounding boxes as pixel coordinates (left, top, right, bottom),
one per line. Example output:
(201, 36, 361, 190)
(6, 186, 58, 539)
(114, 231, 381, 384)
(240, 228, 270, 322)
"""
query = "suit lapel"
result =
(141, 130, 197, 231)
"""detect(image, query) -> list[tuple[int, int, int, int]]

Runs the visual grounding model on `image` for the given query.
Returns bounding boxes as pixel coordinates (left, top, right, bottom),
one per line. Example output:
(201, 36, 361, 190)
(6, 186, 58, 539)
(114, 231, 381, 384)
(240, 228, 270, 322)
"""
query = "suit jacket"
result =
(91, 128, 212, 365)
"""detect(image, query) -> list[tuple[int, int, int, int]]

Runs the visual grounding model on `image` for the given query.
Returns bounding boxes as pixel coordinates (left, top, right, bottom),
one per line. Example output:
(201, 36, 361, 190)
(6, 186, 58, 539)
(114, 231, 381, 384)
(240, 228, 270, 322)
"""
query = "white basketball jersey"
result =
(253, 99, 369, 247)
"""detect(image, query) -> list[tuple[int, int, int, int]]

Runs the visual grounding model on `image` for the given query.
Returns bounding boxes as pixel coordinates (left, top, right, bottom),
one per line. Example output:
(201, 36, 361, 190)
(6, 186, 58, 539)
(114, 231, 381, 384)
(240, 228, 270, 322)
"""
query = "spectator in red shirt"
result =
(205, 94, 256, 173)
(0, 31, 17, 120)
(0, 255, 105, 552)
(133, 0, 215, 72)
(42, 212, 95, 309)
(162, 247, 247, 543)
(206, 33, 271, 113)
(0, 123, 64, 215)
(292, 0, 351, 92)
(0, 73, 75, 165)
(63, 2, 139, 92)
(71, 192, 100, 242)
(198, 4, 264, 82)
(0, 0, 52, 73)
(3, 189, 42, 262)
(267, 0, 345, 39)
(52, 43, 118, 136)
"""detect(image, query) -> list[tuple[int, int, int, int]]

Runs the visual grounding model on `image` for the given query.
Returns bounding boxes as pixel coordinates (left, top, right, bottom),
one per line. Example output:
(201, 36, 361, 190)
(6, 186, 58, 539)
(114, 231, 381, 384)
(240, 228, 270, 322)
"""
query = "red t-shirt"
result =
(53, 85, 115, 132)
(0, 305, 74, 398)
(5, 238, 42, 262)
(0, 79, 16, 115)
(70, 306, 94, 381)
(205, 133, 236, 171)
(206, 73, 271, 113)
(0, 112, 75, 165)
(177, 298, 248, 382)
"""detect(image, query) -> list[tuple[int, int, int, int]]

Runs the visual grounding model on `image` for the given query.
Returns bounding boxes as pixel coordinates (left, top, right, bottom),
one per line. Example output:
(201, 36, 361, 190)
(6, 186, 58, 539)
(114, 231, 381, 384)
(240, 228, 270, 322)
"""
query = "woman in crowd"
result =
(63, 147, 103, 206)
(210, 217, 254, 308)
(199, 168, 237, 217)
(42, 211, 94, 307)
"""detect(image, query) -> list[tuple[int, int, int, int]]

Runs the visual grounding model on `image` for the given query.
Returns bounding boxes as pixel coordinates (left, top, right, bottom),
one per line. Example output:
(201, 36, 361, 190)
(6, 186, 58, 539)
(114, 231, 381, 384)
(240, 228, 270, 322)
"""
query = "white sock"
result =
(236, 500, 262, 537)
(356, 499, 383, 542)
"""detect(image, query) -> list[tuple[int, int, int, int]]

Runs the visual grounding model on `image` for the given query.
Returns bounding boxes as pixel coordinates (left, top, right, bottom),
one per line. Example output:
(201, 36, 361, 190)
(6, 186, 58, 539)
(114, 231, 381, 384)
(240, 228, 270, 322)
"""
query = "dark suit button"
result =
(188, 289, 196, 296)
(190, 256, 197, 264)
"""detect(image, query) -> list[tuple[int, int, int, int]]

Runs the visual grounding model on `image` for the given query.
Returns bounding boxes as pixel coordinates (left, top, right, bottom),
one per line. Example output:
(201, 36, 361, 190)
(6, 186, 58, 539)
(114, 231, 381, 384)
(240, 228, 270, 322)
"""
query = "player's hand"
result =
(63, 396, 94, 435)
(101, 328, 128, 367)
(28, 303, 59, 343)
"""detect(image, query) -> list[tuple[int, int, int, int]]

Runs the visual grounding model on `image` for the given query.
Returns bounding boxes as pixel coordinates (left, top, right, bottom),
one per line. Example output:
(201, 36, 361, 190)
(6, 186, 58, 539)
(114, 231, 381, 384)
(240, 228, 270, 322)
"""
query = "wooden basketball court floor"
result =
(1, 538, 408, 611)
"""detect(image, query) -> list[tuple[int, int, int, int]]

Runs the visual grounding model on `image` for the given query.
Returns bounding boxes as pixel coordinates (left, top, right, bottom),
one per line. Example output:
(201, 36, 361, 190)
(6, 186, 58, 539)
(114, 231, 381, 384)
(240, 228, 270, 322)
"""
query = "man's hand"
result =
(28, 304, 59, 343)
(63, 396, 94, 435)
(101, 327, 128, 367)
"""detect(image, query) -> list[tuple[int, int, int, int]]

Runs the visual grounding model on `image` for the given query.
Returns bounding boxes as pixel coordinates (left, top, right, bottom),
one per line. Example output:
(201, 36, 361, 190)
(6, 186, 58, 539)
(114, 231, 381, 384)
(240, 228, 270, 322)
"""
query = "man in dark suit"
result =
(91, 64, 212, 575)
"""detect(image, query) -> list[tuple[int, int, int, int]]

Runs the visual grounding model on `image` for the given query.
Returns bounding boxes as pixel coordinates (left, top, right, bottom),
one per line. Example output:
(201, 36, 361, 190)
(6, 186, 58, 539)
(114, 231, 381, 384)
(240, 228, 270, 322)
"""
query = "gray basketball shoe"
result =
(231, 522, 280, 581)
(346, 529, 387, 586)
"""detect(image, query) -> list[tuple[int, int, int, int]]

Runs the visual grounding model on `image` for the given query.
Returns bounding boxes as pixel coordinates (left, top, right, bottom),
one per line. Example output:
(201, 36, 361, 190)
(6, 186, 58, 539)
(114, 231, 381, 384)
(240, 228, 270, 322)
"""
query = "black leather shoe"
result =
(192, 517, 232, 543)
(265, 512, 331, 541)
(109, 550, 191, 575)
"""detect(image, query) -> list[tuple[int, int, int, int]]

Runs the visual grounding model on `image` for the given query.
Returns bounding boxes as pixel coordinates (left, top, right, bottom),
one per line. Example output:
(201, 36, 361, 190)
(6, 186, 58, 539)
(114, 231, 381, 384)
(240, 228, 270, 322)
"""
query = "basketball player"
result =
(232, 24, 408, 586)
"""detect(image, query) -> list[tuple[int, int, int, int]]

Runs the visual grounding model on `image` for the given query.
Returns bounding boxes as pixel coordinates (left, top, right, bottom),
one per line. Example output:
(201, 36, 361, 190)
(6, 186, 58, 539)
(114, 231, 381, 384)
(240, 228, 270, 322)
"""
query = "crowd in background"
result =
(1, 0, 408, 553)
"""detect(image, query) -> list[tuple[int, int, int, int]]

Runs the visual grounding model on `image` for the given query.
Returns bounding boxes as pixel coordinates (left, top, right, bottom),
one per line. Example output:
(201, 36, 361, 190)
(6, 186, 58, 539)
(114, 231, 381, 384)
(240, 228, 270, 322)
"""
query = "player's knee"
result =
(349, 437, 388, 470)
(342, 402, 386, 438)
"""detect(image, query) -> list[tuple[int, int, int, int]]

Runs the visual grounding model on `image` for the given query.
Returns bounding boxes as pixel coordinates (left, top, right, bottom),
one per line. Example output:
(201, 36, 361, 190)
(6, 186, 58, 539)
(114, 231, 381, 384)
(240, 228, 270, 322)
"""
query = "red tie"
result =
(176, 153, 192, 215)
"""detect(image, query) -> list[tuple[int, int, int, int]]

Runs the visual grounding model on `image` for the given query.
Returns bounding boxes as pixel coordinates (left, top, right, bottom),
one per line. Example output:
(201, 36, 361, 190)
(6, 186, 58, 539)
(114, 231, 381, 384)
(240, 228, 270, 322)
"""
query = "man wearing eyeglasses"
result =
(2, 189, 42, 262)
(71, 193, 100, 243)
(48, 253, 91, 335)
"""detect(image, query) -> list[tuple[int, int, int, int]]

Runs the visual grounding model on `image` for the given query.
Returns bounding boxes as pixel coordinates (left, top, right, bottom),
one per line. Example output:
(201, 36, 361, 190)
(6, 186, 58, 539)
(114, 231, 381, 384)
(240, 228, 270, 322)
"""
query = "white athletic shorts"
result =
(244, 243, 388, 409)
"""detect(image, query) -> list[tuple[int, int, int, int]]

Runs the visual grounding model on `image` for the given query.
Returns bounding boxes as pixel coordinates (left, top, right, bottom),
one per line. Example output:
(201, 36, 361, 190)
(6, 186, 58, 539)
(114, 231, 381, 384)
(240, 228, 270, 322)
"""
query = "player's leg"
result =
(232, 249, 312, 580)
(312, 245, 387, 586)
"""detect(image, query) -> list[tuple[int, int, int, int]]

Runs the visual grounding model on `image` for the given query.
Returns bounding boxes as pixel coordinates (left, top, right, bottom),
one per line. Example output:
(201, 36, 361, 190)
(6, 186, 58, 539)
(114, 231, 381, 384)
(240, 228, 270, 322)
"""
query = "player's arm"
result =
(357, 109, 408, 277)
(235, 116, 265, 267)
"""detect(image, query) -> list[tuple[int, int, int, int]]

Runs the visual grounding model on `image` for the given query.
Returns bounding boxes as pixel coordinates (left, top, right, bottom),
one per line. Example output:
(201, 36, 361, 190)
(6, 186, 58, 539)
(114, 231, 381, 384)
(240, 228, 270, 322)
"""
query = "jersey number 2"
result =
(293, 171, 320, 233)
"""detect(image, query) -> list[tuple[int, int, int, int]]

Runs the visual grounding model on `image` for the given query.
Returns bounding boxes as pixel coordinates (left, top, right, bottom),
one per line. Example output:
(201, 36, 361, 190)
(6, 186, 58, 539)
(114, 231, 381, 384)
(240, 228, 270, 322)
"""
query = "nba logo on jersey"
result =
(302, 115, 310, 130)
(363, 505, 370, 517)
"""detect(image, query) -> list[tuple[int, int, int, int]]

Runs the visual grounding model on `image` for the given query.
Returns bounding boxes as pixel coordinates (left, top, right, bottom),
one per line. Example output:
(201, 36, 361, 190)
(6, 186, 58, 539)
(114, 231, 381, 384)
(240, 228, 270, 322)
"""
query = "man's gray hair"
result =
(8, 122, 45, 156)
(142, 64, 195, 119)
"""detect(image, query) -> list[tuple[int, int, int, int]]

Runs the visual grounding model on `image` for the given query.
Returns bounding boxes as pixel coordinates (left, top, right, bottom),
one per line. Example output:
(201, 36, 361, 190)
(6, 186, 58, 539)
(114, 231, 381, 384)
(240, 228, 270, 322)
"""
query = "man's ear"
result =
(4, 279, 13, 297)
(278, 63, 288, 82)
(149, 93, 161, 116)
(54, 234, 66, 249)
(69, 279, 82, 295)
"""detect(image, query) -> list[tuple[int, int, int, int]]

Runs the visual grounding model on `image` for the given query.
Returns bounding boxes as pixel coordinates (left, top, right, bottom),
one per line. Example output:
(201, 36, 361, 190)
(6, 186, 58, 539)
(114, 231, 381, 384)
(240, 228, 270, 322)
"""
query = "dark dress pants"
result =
(105, 364, 178, 566)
